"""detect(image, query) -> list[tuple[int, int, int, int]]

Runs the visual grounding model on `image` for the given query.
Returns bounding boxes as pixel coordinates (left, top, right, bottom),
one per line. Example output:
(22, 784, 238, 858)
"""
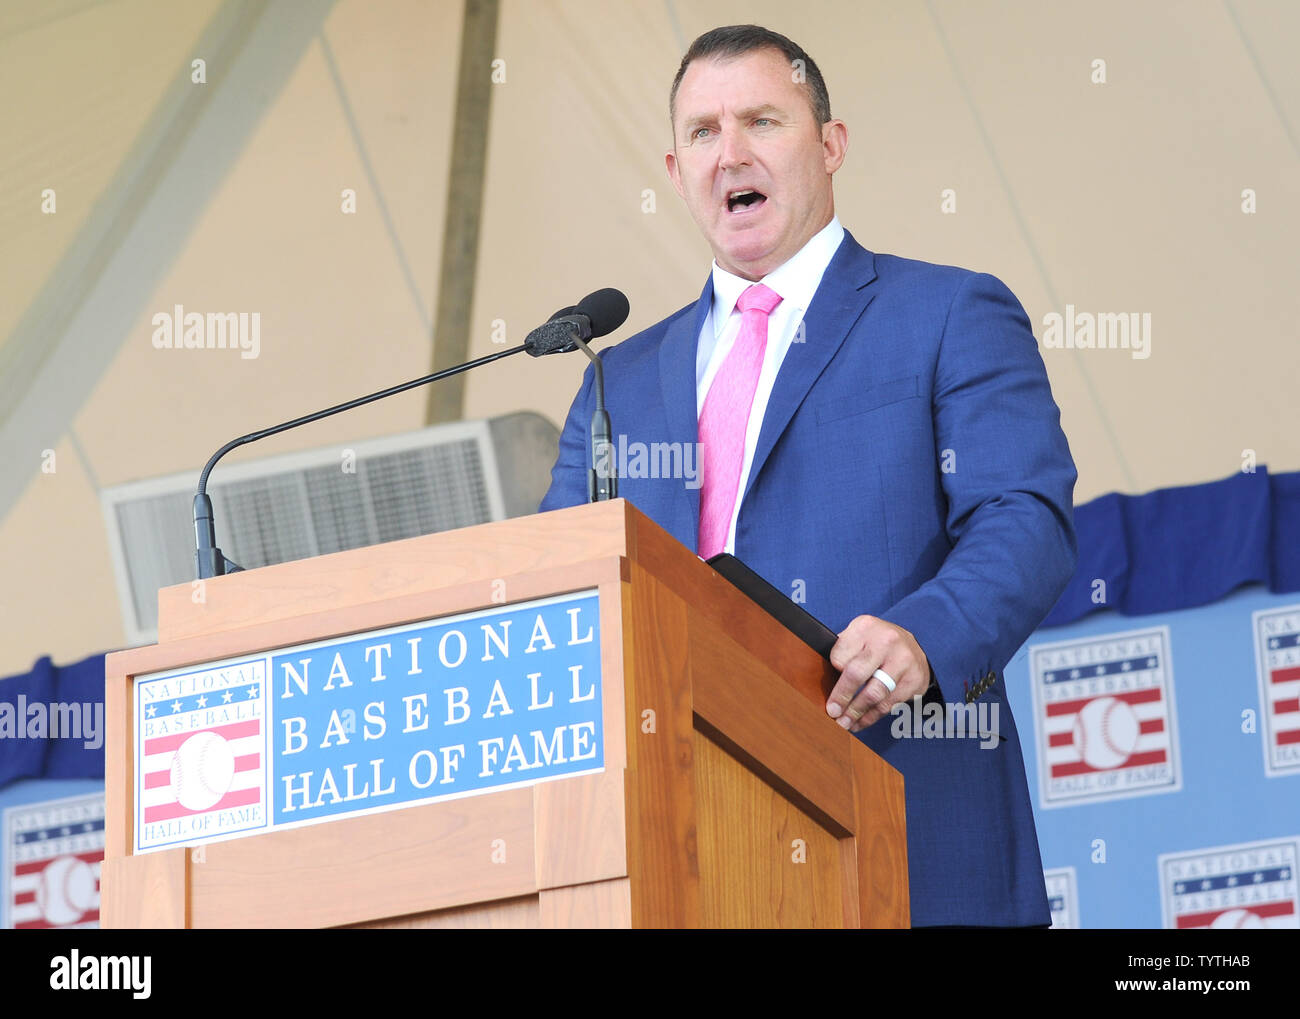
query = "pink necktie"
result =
(697, 283, 783, 558)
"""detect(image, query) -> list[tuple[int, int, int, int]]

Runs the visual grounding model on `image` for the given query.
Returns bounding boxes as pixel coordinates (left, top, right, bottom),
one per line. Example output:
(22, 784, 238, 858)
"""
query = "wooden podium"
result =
(102, 499, 908, 928)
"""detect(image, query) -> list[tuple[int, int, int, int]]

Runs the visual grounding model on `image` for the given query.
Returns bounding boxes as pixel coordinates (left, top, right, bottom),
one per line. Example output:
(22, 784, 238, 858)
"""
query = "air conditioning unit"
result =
(101, 412, 559, 646)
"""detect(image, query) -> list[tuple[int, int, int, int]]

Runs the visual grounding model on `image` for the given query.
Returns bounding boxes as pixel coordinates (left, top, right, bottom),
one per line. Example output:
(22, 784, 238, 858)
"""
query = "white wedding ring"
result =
(872, 668, 897, 693)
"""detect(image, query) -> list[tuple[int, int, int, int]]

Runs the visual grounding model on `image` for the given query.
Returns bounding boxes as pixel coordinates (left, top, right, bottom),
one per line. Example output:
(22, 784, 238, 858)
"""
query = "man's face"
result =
(666, 47, 848, 281)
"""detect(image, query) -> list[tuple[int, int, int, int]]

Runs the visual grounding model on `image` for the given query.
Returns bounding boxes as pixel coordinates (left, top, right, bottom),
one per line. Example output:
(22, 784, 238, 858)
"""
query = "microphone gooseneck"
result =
(192, 287, 630, 579)
(193, 344, 526, 579)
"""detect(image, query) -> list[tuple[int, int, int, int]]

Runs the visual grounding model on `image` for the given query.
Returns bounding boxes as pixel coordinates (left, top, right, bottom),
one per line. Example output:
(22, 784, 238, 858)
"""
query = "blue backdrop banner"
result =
(0, 654, 106, 790)
(1045, 467, 1300, 626)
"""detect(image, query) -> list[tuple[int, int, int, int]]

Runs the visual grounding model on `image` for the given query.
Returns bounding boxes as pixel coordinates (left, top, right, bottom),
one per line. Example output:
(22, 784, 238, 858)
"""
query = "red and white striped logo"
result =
(1254, 605, 1300, 776)
(1161, 836, 1299, 929)
(3, 793, 104, 929)
(1030, 626, 1180, 807)
(135, 659, 267, 852)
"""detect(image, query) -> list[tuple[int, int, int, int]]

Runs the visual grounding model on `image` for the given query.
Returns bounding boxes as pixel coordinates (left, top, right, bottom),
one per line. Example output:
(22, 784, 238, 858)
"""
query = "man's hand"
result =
(827, 615, 930, 733)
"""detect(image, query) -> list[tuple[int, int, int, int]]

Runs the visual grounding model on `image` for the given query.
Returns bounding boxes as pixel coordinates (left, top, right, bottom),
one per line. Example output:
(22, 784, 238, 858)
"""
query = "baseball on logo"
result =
(1072, 696, 1140, 770)
(170, 730, 236, 811)
(36, 855, 97, 926)
(1210, 908, 1267, 929)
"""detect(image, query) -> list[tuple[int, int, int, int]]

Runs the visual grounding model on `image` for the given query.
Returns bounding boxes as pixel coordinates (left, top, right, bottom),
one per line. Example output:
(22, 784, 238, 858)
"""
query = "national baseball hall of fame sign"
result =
(1029, 626, 1180, 808)
(133, 590, 603, 853)
(1253, 603, 1300, 777)
(3, 793, 105, 929)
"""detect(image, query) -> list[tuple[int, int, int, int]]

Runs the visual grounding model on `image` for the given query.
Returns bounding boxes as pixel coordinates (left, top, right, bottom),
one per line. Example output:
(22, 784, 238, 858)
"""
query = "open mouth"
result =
(726, 188, 767, 214)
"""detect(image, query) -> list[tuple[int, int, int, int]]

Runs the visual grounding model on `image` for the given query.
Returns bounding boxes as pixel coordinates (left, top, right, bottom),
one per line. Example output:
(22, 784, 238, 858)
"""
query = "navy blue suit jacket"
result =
(540, 230, 1077, 926)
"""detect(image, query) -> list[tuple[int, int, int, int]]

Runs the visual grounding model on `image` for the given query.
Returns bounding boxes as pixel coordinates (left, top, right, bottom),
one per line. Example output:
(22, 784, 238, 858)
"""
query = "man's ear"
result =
(665, 148, 686, 199)
(821, 119, 848, 175)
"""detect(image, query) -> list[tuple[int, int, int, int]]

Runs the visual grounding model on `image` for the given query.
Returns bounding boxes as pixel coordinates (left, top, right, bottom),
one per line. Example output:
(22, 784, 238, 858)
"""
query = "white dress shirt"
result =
(696, 216, 845, 554)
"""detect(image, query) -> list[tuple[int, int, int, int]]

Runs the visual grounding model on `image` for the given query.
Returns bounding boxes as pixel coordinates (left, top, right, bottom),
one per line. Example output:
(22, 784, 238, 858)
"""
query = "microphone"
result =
(193, 289, 628, 579)
(524, 288, 629, 356)
(574, 290, 627, 503)
(524, 289, 627, 502)
(524, 315, 581, 356)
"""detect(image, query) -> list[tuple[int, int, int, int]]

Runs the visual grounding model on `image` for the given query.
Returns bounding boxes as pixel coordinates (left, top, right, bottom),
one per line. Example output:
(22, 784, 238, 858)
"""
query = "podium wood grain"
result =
(103, 500, 908, 928)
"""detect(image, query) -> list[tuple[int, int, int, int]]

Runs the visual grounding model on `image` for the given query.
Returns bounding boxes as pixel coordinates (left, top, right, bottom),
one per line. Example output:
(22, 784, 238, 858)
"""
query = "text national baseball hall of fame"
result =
(132, 590, 603, 853)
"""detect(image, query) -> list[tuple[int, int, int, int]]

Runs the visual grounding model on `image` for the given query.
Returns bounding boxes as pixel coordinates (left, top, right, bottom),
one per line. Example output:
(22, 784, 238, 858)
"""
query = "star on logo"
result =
(61, 826, 71, 836)
(247, 684, 259, 699)
(1283, 868, 1292, 880)
(196, 695, 207, 708)
(36, 830, 47, 840)
(222, 691, 233, 703)
(146, 704, 156, 718)
(1121, 661, 1132, 671)
(1227, 875, 1238, 887)
(1200, 879, 1211, 891)
(1270, 638, 1280, 650)
(1070, 668, 1081, 679)
(1094, 665, 1105, 676)
(82, 822, 94, 832)
(1253, 871, 1264, 883)
(171, 700, 183, 713)
(1146, 657, 1157, 668)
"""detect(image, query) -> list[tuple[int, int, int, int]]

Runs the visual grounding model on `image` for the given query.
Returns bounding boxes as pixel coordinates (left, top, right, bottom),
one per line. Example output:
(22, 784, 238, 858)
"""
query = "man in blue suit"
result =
(540, 24, 1077, 927)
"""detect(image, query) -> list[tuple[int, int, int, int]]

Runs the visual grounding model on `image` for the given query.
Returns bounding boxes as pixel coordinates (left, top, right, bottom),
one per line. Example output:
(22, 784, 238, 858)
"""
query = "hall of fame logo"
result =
(1159, 836, 1300, 929)
(1029, 626, 1180, 807)
(2, 793, 105, 929)
(1044, 867, 1078, 929)
(1253, 604, 1300, 776)
(131, 591, 603, 854)
(135, 658, 267, 852)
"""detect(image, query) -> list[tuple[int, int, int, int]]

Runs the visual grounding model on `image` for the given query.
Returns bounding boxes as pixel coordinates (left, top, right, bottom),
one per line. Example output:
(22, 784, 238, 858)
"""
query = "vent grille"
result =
(101, 416, 554, 645)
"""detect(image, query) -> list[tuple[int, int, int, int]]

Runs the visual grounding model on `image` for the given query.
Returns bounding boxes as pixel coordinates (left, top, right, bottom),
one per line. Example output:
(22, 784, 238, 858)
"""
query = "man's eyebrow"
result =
(734, 103, 785, 120)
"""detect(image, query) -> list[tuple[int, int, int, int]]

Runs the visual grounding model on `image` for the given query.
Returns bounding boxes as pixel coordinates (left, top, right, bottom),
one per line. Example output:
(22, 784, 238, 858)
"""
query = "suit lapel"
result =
(743, 232, 879, 503)
(657, 275, 713, 551)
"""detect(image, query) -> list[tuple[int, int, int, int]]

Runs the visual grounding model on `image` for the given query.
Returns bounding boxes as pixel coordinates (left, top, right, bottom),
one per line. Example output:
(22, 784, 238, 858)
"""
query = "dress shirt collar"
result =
(709, 215, 846, 336)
